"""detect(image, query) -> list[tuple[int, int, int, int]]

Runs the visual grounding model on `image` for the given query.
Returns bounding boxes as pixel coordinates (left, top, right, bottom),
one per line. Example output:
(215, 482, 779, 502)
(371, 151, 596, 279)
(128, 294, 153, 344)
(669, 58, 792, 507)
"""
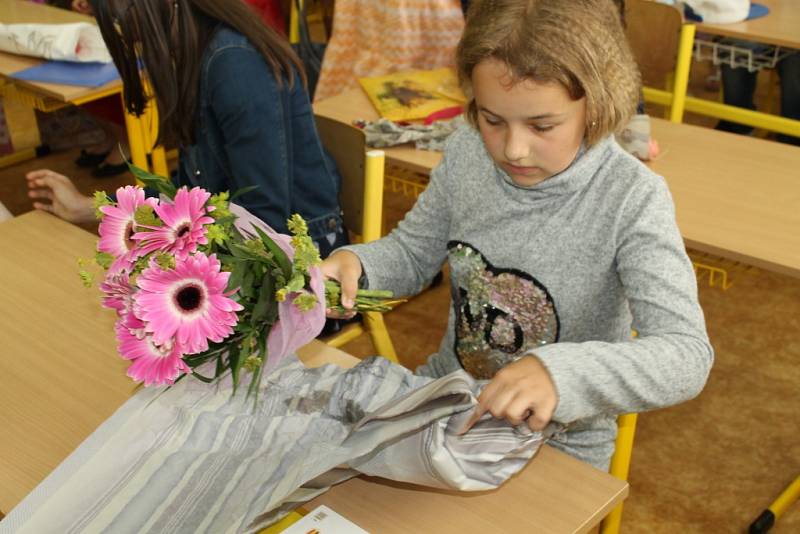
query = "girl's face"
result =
(472, 58, 587, 187)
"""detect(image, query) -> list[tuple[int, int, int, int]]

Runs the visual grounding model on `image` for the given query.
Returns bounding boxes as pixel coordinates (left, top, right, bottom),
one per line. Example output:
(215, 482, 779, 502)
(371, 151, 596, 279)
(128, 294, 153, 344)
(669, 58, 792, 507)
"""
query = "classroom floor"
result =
(1, 64, 798, 532)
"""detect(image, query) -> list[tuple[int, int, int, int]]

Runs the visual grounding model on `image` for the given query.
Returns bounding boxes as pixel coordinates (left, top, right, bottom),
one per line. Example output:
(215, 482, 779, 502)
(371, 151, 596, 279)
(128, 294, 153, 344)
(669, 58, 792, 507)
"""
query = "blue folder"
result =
(11, 60, 119, 88)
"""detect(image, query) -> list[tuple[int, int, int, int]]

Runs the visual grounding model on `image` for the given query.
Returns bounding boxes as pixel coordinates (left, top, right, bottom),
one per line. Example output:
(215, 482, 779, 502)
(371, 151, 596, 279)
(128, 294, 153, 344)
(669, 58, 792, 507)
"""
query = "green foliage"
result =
(134, 204, 161, 227)
(127, 162, 177, 198)
(93, 191, 113, 219)
(95, 252, 114, 269)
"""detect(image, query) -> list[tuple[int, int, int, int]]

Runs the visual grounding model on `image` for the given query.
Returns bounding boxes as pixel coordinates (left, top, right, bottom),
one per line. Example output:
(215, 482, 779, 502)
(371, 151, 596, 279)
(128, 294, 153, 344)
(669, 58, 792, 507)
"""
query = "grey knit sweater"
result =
(344, 125, 713, 470)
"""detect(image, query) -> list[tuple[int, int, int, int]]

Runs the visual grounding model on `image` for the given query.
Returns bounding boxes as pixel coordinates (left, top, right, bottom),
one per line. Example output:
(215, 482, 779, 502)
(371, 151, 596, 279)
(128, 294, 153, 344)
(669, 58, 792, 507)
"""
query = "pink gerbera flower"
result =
(134, 253, 242, 354)
(99, 271, 134, 314)
(133, 187, 214, 259)
(115, 320, 189, 386)
(97, 186, 157, 265)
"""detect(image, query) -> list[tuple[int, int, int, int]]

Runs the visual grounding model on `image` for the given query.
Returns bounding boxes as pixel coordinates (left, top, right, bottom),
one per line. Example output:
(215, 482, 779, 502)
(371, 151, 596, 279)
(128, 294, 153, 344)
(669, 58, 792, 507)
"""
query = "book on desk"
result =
(12, 60, 119, 87)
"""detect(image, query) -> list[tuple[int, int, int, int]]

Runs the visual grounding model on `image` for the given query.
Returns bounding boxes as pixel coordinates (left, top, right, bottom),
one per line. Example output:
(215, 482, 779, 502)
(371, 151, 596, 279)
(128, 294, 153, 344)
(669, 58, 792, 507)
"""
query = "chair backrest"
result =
(625, 0, 684, 89)
(314, 114, 385, 243)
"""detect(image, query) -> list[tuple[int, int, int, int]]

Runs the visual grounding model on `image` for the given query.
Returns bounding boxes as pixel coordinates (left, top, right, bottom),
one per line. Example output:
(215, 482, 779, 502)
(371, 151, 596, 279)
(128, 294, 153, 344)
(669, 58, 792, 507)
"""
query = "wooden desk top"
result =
(0, 211, 137, 513)
(649, 118, 800, 278)
(309, 445, 626, 534)
(696, 0, 800, 49)
(0, 0, 122, 103)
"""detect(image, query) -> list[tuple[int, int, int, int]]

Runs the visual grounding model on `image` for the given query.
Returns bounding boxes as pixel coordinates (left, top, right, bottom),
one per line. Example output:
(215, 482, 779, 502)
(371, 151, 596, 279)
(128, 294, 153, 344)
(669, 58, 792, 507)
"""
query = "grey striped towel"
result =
(2, 356, 549, 533)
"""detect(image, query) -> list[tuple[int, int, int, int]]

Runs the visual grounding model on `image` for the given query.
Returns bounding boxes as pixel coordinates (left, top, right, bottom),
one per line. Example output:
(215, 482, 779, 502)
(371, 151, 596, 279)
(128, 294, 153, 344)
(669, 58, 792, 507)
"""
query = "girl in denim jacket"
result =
(27, 0, 346, 255)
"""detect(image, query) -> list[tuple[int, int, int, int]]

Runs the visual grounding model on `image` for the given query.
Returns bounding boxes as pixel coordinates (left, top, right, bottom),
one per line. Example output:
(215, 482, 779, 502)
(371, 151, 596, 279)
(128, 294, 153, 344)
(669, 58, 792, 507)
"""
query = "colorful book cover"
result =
(358, 67, 466, 121)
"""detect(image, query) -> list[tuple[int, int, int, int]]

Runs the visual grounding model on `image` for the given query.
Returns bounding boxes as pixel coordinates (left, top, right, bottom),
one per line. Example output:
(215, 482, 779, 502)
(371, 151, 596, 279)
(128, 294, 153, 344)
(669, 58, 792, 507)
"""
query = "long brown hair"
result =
(89, 0, 306, 147)
(458, 0, 640, 145)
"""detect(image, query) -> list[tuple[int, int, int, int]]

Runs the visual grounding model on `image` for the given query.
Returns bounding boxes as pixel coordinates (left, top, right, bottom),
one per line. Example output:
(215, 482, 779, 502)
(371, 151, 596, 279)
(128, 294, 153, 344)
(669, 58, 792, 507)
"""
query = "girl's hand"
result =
(320, 250, 362, 319)
(460, 355, 558, 433)
(26, 170, 95, 224)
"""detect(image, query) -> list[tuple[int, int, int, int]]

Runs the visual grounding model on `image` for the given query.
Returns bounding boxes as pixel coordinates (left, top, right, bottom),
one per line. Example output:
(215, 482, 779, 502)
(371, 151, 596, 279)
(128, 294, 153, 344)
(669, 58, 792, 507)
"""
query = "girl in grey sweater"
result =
(322, 0, 713, 470)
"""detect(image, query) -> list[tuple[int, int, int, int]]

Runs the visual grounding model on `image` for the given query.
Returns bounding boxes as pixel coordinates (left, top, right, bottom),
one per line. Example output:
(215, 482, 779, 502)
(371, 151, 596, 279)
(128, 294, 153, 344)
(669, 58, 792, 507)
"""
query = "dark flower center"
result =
(175, 284, 203, 312)
(125, 221, 135, 250)
(176, 223, 191, 238)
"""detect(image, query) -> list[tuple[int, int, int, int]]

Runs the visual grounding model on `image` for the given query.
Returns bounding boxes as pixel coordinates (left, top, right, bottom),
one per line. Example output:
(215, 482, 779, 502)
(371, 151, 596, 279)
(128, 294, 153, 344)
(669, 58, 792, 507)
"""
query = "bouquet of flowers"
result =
(80, 168, 399, 397)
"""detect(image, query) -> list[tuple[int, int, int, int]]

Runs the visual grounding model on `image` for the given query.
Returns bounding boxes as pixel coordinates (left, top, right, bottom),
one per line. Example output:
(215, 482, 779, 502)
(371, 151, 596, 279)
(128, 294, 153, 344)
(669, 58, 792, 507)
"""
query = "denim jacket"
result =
(177, 27, 345, 250)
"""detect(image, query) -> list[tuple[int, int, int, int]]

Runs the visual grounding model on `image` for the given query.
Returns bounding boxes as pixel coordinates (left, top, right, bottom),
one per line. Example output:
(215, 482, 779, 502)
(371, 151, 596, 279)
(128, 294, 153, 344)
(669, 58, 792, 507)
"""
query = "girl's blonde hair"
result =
(457, 0, 641, 145)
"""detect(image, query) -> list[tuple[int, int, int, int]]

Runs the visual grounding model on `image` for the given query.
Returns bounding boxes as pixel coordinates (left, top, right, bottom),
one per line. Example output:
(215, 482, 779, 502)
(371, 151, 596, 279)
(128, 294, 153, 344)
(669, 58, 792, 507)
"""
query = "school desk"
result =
(695, 0, 800, 49)
(0, 0, 168, 176)
(640, 0, 800, 138)
(0, 210, 628, 532)
(314, 88, 800, 279)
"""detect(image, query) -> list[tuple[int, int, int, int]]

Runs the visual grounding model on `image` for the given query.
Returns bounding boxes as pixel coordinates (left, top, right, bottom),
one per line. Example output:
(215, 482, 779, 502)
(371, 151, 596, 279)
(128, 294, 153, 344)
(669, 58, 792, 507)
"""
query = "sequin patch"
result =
(448, 241, 560, 379)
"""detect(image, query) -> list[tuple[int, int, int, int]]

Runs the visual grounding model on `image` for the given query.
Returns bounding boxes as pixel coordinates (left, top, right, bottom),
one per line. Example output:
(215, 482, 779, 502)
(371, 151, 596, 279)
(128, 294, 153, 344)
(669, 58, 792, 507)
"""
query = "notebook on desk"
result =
(11, 60, 119, 87)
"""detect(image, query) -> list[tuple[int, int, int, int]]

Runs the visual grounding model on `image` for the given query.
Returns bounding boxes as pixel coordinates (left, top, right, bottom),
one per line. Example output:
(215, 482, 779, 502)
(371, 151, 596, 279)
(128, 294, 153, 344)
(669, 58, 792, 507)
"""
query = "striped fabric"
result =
(313, 0, 465, 101)
(3, 356, 549, 534)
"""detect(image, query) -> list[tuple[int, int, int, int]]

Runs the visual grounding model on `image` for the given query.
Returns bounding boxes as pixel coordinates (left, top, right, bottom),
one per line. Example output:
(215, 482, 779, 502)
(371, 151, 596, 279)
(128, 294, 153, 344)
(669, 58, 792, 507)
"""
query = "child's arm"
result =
(328, 136, 457, 299)
(533, 177, 713, 425)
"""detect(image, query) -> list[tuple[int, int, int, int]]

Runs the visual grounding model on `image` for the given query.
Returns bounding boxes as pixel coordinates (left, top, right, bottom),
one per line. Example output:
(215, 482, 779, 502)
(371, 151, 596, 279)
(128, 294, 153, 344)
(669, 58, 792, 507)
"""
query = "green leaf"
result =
(92, 191, 113, 219)
(94, 251, 114, 269)
(215, 353, 225, 377)
(190, 369, 216, 383)
(225, 260, 246, 293)
(127, 162, 177, 198)
(251, 271, 275, 325)
(230, 184, 260, 201)
(228, 343, 242, 393)
(247, 335, 268, 401)
(240, 266, 256, 299)
(264, 293, 279, 325)
(252, 226, 292, 278)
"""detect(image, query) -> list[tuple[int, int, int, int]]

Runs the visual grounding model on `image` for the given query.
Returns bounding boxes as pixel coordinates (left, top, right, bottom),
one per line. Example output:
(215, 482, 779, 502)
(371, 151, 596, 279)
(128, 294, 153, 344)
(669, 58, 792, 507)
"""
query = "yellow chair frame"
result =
(599, 413, 639, 534)
(314, 115, 399, 363)
(599, 329, 641, 534)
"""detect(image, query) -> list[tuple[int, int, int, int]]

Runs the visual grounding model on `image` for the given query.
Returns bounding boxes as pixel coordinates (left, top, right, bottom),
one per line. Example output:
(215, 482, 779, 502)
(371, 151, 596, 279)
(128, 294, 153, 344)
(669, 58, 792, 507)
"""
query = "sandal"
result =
(92, 161, 129, 178)
(75, 149, 111, 168)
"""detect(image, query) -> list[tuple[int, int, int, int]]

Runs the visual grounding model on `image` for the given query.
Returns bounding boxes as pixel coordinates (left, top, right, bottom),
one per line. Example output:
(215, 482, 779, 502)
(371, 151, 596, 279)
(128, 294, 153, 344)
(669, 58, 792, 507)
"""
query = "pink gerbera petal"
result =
(132, 187, 214, 259)
(98, 186, 157, 266)
(99, 271, 134, 314)
(115, 320, 189, 386)
(134, 253, 242, 354)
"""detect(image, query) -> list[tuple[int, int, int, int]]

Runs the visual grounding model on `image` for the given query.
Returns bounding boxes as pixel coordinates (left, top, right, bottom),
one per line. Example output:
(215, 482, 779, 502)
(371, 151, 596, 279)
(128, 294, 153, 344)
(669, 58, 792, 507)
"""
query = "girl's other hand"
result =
(460, 355, 558, 433)
(26, 170, 95, 224)
(320, 250, 362, 319)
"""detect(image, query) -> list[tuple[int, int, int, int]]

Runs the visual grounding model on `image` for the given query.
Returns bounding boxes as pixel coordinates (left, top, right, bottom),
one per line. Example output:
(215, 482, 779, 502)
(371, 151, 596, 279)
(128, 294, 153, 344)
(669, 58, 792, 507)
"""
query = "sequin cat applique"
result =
(448, 241, 560, 379)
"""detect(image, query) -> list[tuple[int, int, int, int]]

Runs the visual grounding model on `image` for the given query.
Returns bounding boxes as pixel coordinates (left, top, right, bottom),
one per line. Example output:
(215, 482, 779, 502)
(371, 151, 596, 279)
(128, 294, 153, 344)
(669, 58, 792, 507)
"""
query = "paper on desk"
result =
(0, 22, 111, 63)
(281, 506, 369, 534)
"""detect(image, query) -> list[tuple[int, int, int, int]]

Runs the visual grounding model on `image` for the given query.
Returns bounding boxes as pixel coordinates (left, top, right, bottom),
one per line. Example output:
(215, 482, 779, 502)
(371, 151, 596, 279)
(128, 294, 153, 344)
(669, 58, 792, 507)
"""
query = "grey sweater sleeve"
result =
(534, 177, 714, 423)
(340, 146, 453, 297)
